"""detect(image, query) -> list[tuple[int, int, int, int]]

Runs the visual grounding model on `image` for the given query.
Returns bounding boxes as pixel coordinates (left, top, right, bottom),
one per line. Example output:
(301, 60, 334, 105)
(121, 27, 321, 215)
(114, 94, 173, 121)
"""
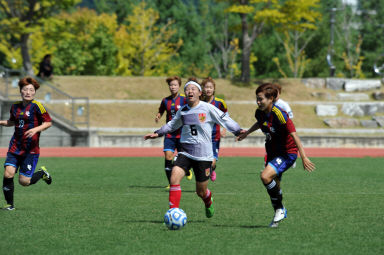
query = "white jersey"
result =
(275, 98, 293, 119)
(156, 101, 241, 161)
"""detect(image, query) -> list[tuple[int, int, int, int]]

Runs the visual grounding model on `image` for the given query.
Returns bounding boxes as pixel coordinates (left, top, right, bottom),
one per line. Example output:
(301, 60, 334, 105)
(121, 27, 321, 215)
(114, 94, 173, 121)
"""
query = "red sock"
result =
(202, 189, 212, 208)
(169, 184, 181, 208)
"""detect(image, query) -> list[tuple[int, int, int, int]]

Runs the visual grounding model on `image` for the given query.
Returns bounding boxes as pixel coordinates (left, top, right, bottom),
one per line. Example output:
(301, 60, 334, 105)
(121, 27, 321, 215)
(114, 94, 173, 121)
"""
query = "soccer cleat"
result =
(186, 169, 193, 181)
(269, 207, 287, 227)
(3, 204, 15, 211)
(210, 170, 216, 182)
(205, 198, 214, 218)
(40, 166, 52, 185)
(165, 184, 170, 190)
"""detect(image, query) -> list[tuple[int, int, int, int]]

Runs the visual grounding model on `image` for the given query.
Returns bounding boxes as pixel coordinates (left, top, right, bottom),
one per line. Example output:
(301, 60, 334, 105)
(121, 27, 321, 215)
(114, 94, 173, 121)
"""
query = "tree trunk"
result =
(20, 33, 34, 76)
(240, 13, 251, 84)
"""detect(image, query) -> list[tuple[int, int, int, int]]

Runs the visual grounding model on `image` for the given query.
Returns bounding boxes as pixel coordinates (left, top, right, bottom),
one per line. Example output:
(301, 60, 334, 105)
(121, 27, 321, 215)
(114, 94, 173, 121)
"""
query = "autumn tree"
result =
(115, 2, 182, 76)
(272, 0, 322, 78)
(0, 0, 79, 75)
(226, 0, 282, 83)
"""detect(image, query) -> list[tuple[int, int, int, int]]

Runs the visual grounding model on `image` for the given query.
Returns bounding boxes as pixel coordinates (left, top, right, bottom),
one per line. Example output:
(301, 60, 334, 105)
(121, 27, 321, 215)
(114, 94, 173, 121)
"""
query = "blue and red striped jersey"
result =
(8, 100, 52, 155)
(158, 94, 187, 138)
(255, 104, 297, 157)
(209, 97, 227, 142)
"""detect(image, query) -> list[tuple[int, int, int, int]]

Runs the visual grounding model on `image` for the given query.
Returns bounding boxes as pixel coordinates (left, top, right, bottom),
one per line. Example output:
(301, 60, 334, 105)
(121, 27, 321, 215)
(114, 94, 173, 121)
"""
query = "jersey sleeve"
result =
(209, 104, 241, 135)
(219, 100, 228, 113)
(285, 118, 296, 133)
(9, 105, 15, 122)
(155, 108, 183, 136)
(158, 98, 166, 114)
(35, 101, 52, 122)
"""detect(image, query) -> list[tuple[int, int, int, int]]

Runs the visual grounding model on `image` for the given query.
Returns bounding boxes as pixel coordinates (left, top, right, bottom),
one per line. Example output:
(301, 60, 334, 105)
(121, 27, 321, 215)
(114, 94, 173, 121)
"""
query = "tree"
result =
(115, 1, 182, 76)
(0, 0, 79, 75)
(226, 0, 282, 83)
(272, 0, 322, 78)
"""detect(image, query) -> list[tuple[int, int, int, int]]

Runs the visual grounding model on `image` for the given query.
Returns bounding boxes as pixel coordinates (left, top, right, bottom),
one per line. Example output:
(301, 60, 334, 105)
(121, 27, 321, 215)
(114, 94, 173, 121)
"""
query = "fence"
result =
(0, 65, 89, 129)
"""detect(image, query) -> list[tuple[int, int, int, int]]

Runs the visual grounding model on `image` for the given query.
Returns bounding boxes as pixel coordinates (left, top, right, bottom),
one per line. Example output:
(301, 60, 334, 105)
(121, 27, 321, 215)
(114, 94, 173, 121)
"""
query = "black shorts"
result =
(174, 154, 212, 182)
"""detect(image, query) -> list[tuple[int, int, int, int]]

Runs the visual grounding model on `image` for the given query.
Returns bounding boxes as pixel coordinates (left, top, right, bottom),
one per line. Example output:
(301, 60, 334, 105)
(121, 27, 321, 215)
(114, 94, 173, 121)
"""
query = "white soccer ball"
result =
(164, 208, 187, 230)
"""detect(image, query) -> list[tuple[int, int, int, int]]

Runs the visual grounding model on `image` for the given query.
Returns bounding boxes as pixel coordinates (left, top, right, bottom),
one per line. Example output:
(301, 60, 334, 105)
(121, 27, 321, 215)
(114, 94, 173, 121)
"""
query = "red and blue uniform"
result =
(4, 100, 51, 177)
(158, 94, 187, 152)
(209, 97, 227, 142)
(255, 104, 297, 176)
(208, 97, 227, 160)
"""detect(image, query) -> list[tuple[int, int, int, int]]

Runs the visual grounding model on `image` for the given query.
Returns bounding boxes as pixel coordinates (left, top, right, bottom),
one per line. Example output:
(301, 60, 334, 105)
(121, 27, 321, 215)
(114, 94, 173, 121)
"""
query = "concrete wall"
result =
(89, 134, 384, 148)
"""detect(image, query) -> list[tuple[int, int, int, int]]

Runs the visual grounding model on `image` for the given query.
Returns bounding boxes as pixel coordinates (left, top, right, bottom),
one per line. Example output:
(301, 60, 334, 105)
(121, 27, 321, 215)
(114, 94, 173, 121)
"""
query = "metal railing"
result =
(0, 65, 89, 129)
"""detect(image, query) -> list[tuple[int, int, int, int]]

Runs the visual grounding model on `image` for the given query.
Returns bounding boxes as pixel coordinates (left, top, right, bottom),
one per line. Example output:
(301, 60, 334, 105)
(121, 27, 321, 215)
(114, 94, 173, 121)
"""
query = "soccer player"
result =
(201, 77, 227, 181)
(0, 77, 53, 211)
(237, 83, 315, 227)
(145, 81, 242, 218)
(155, 76, 192, 189)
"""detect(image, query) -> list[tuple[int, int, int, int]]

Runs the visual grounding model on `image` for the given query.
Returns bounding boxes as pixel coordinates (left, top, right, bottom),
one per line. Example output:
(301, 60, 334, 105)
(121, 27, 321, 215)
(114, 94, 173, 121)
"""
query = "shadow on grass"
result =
(124, 219, 205, 224)
(213, 224, 268, 229)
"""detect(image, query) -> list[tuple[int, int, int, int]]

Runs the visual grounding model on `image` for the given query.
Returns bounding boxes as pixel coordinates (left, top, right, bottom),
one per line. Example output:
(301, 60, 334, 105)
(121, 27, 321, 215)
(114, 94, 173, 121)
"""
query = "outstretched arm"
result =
(237, 122, 259, 141)
(0, 120, 14, 127)
(290, 132, 315, 172)
(144, 132, 160, 140)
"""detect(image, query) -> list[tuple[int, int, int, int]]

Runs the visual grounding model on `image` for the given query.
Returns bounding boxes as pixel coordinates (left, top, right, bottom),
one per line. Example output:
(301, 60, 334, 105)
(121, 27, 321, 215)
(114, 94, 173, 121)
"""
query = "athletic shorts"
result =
(163, 137, 181, 153)
(4, 152, 40, 178)
(174, 154, 212, 182)
(267, 153, 297, 177)
(212, 140, 220, 160)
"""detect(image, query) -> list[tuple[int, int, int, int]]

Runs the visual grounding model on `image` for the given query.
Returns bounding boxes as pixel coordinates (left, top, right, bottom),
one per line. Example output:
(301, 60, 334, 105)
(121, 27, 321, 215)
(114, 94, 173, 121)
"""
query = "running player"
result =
(237, 83, 315, 227)
(1, 77, 53, 211)
(145, 81, 243, 218)
(155, 76, 192, 189)
(201, 77, 227, 181)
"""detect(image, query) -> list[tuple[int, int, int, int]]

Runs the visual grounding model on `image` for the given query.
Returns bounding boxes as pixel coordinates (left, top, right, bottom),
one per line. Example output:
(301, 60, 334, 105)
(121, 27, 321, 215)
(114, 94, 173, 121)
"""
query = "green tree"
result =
(33, 8, 119, 75)
(0, 0, 80, 74)
(358, 0, 384, 77)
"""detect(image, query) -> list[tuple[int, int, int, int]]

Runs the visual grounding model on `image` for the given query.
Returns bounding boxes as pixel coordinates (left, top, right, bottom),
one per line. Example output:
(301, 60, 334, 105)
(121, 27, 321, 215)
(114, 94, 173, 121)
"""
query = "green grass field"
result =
(1, 157, 383, 255)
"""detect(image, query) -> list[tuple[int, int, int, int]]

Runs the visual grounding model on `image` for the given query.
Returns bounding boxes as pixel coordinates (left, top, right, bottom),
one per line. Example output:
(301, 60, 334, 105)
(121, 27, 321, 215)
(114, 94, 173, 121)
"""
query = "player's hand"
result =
(24, 128, 38, 138)
(155, 113, 161, 123)
(302, 157, 315, 172)
(236, 129, 248, 141)
(144, 133, 159, 140)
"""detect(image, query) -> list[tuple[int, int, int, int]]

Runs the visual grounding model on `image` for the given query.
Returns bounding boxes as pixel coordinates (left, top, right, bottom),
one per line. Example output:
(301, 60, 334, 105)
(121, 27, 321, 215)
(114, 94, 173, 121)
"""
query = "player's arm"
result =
(155, 100, 166, 123)
(0, 120, 15, 127)
(209, 105, 242, 136)
(24, 121, 52, 138)
(145, 110, 183, 140)
(237, 122, 259, 141)
(290, 132, 315, 172)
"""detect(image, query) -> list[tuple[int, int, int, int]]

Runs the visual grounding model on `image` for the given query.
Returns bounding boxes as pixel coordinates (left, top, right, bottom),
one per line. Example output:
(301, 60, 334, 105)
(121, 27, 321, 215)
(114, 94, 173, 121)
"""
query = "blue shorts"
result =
(267, 154, 297, 177)
(163, 138, 181, 153)
(4, 152, 40, 178)
(212, 140, 220, 160)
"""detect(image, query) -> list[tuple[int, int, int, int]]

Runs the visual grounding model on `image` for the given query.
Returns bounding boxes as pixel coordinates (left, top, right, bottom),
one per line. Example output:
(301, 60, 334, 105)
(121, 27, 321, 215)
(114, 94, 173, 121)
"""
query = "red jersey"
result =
(209, 97, 227, 142)
(8, 100, 52, 155)
(158, 94, 187, 138)
(255, 104, 297, 157)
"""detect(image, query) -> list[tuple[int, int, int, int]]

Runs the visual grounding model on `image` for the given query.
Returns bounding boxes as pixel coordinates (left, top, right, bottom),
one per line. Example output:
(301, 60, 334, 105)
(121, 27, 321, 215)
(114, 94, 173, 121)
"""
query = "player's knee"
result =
(18, 179, 30, 186)
(260, 171, 271, 184)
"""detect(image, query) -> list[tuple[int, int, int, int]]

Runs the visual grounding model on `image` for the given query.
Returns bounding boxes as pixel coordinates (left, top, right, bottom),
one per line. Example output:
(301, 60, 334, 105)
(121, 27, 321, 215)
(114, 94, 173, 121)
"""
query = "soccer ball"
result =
(164, 208, 187, 230)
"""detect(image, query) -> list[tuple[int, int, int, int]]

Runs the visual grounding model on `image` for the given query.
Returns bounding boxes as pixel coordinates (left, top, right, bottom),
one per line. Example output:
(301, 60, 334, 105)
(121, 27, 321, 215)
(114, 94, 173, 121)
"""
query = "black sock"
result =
(3, 177, 14, 206)
(264, 180, 283, 211)
(30, 170, 44, 185)
(165, 160, 173, 183)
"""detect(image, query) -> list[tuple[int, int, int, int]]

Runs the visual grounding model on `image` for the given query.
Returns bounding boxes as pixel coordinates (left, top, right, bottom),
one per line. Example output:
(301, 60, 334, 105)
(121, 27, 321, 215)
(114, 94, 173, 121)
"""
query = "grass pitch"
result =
(1, 157, 383, 255)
